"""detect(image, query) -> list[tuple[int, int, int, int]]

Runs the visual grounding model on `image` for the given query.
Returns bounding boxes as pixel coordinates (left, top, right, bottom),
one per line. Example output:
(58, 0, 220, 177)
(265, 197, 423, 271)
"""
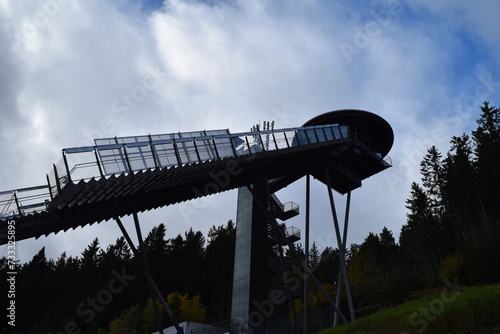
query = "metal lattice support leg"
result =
(132, 211, 164, 334)
(333, 187, 352, 326)
(114, 215, 181, 333)
(303, 174, 310, 334)
(324, 166, 355, 323)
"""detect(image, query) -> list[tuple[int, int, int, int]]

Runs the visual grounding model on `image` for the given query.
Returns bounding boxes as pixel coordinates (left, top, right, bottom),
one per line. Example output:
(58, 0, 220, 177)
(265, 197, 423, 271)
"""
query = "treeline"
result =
(2, 102, 499, 332)
(1, 222, 236, 333)
(343, 101, 500, 311)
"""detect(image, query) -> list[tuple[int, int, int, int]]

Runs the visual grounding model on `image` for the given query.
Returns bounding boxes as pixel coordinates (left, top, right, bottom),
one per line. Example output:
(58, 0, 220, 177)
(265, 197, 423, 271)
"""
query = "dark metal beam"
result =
(334, 186, 352, 326)
(114, 215, 180, 332)
(324, 166, 355, 322)
(303, 174, 310, 334)
(132, 210, 164, 334)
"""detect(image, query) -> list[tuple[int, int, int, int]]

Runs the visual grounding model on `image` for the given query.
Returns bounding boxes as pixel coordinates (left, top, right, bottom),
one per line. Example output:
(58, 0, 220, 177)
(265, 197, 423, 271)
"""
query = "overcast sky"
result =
(1, 0, 499, 263)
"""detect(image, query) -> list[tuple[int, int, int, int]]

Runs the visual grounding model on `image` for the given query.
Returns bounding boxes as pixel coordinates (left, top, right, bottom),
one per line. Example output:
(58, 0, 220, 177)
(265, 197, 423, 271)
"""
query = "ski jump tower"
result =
(0, 109, 393, 334)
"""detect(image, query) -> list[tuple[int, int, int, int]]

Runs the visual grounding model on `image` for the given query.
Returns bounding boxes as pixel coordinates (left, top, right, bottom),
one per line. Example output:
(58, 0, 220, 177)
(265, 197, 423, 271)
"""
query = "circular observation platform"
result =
(303, 109, 394, 157)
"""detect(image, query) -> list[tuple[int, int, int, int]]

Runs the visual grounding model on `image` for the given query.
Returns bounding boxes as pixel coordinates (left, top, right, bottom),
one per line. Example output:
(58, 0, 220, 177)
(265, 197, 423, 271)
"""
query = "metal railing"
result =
(0, 185, 50, 219)
(283, 201, 300, 214)
(48, 123, 351, 197)
(1, 122, 391, 219)
(285, 226, 301, 240)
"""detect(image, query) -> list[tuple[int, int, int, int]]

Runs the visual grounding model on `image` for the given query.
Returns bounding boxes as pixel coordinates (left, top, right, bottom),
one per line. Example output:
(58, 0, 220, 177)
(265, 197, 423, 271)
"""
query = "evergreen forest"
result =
(1, 102, 499, 333)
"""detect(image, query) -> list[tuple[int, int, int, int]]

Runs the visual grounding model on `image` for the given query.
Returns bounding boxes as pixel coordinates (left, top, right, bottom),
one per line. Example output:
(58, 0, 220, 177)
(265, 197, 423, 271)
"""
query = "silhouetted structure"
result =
(0, 109, 393, 334)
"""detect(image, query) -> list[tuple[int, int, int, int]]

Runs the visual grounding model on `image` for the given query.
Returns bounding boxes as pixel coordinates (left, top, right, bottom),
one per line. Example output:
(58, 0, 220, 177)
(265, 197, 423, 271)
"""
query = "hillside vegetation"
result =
(317, 283, 500, 334)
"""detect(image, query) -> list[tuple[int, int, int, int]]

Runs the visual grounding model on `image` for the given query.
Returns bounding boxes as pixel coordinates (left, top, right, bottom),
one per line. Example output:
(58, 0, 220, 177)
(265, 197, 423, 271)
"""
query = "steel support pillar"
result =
(303, 174, 310, 334)
(324, 165, 355, 323)
(114, 214, 181, 334)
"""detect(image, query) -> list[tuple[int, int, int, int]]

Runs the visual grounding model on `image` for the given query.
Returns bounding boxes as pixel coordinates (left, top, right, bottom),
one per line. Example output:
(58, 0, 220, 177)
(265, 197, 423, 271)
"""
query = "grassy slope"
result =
(317, 283, 500, 334)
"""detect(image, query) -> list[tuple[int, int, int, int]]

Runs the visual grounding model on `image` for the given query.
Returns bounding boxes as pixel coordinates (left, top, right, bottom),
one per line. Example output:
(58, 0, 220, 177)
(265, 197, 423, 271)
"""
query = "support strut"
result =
(324, 165, 355, 323)
(334, 186, 352, 326)
(303, 174, 310, 334)
(114, 215, 181, 333)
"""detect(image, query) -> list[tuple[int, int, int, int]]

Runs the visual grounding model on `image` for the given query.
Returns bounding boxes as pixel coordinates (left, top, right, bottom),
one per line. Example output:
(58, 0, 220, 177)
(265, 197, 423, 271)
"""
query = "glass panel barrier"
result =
(340, 125, 348, 138)
(55, 156, 68, 187)
(195, 138, 218, 161)
(324, 126, 335, 140)
(282, 130, 295, 147)
(214, 136, 235, 159)
(306, 129, 318, 144)
(259, 131, 275, 151)
(315, 127, 327, 142)
(150, 133, 173, 141)
(180, 140, 199, 164)
(66, 150, 102, 181)
(180, 131, 203, 138)
(154, 142, 178, 168)
(126, 144, 156, 171)
(15, 187, 50, 216)
(0, 191, 16, 218)
(245, 133, 264, 153)
(231, 135, 248, 156)
(175, 139, 198, 165)
(94, 138, 115, 146)
(292, 129, 308, 146)
(272, 132, 289, 149)
(333, 126, 342, 139)
(98, 146, 129, 175)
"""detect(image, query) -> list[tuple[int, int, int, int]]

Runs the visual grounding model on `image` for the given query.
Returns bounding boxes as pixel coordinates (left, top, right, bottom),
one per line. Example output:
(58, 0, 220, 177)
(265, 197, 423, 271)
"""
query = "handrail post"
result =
(244, 134, 252, 154)
(123, 145, 134, 174)
(192, 139, 202, 163)
(172, 139, 183, 165)
(46, 174, 54, 201)
(271, 131, 279, 150)
(148, 135, 160, 169)
(63, 150, 72, 183)
(94, 148, 105, 177)
(53, 163, 62, 195)
(229, 136, 238, 157)
(313, 126, 321, 142)
(13, 191, 22, 217)
(283, 130, 291, 148)
(258, 133, 266, 151)
(212, 137, 221, 160)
